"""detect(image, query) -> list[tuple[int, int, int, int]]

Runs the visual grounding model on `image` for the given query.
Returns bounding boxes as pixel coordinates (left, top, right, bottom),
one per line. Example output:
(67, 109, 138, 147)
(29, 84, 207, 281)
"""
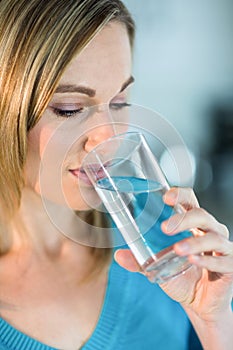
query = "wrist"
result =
(184, 307, 233, 350)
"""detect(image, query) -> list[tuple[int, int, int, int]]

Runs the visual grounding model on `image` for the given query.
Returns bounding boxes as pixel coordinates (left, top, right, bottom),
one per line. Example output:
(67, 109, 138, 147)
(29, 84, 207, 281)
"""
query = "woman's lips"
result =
(69, 167, 107, 186)
(69, 168, 93, 186)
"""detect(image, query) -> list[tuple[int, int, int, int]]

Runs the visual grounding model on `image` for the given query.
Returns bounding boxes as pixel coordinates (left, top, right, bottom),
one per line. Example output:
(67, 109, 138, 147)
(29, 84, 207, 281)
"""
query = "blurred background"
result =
(123, 0, 233, 238)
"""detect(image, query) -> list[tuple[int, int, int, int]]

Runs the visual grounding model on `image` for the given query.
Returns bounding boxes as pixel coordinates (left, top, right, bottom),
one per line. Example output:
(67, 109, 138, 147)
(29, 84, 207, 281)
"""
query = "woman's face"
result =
(25, 22, 133, 210)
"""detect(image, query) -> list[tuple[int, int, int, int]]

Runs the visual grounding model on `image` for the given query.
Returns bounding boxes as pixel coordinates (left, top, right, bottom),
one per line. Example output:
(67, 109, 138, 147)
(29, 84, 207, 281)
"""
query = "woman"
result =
(0, 0, 232, 349)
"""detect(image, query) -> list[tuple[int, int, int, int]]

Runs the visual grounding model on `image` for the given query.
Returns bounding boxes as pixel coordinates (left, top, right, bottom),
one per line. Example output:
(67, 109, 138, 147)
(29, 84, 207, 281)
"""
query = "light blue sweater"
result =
(0, 260, 192, 350)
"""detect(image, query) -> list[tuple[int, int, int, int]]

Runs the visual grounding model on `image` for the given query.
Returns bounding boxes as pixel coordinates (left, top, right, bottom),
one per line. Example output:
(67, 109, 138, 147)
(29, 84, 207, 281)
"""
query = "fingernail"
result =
(162, 221, 174, 233)
(165, 219, 179, 233)
(176, 242, 190, 253)
(169, 190, 177, 200)
(163, 190, 176, 202)
(190, 255, 200, 262)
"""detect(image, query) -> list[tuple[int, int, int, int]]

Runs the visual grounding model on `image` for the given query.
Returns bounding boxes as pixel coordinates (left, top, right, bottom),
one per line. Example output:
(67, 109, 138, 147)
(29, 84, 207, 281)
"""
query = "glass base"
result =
(141, 246, 192, 284)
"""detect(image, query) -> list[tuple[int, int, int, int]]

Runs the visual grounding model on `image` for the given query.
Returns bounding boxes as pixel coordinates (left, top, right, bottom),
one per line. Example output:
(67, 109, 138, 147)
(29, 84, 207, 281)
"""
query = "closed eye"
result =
(110, 102, 131, 110)
(50, 101, 131, 118)
(50, 103, 88, 118)
(52, 107, 85, 118)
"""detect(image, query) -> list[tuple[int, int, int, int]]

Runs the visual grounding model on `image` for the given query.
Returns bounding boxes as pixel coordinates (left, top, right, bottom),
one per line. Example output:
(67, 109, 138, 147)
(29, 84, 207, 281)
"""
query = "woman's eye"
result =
(110, 102, 131, 110)
(50, 104, 87, 118)
(53, 108, 83, 118)
(50, 102, 131, 118)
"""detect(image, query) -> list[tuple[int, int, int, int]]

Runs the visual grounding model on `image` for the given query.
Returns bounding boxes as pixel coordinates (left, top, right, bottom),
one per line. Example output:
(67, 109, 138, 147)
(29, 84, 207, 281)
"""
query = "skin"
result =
(25, 21, 132, 211)
(0, 21, 133, 349)
(1, 20, 232, 350)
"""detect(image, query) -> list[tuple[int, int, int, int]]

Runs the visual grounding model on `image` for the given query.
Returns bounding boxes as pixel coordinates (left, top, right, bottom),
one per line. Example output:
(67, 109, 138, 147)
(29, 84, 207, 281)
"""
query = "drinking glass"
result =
(82, 132, 193, 283)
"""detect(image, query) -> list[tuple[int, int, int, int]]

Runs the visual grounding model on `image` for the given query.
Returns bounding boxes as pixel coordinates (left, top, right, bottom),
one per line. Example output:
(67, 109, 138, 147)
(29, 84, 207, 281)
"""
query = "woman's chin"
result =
(60, 189, 102, 212)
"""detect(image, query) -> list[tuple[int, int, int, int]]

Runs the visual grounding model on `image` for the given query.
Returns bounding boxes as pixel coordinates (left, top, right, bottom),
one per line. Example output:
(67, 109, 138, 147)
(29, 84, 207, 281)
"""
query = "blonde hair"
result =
(0, 0, 135, 252)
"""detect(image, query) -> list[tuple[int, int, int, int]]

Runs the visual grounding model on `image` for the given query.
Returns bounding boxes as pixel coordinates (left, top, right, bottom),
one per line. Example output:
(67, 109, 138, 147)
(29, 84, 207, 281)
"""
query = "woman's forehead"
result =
(58, 22, 132, 97)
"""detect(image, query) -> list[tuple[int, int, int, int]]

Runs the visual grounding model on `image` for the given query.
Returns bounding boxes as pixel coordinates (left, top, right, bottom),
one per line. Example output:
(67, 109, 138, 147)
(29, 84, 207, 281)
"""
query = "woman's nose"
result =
(84, 122, 116, 153)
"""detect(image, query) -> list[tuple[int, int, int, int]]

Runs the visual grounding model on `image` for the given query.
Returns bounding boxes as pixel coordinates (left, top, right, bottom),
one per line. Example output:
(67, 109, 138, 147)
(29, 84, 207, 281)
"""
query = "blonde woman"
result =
(0, 0, 232, 349)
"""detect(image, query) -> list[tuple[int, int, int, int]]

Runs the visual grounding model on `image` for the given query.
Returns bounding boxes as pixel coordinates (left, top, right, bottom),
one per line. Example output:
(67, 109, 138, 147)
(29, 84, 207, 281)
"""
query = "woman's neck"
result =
(9, 186, 93, 260)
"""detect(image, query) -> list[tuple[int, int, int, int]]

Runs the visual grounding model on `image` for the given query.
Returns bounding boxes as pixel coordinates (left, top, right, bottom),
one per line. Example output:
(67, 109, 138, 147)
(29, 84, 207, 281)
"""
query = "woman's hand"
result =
(114, 187, 233, 323)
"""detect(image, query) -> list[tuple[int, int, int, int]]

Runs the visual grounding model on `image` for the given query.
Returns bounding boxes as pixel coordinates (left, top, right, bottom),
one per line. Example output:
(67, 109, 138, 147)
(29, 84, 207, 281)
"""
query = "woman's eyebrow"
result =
(54, 85, 96, 97)
(54, 76, 135, 97)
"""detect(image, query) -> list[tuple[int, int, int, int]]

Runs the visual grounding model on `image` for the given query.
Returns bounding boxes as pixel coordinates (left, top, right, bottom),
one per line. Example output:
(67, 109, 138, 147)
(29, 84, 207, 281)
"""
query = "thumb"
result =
(114, 249, 141, 272)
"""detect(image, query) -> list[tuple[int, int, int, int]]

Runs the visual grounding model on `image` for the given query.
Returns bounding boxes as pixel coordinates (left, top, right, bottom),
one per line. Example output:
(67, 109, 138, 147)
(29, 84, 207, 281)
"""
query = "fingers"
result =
(187, 254, 233, 274)
(163, 187, 199, 210)
(115, 187, 232, 278)
(174, 231, 232, 256)
(162, 187, 233, 275)
(173, 229, 233, 274)
(161, 207, 229, 239)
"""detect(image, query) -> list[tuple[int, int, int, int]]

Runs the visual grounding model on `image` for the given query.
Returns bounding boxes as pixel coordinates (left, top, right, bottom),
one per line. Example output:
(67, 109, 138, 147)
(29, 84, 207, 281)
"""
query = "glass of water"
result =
(82, 132, 193, 284)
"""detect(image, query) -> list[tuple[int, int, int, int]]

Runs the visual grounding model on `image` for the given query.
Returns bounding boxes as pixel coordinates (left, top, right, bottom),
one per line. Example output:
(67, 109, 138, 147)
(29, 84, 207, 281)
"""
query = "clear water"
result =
(96, 176, 192, 256)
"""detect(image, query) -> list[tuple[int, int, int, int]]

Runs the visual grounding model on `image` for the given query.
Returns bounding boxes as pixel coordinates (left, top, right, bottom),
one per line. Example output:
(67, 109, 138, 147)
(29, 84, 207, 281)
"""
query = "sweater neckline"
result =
(0, 261, 129, 350)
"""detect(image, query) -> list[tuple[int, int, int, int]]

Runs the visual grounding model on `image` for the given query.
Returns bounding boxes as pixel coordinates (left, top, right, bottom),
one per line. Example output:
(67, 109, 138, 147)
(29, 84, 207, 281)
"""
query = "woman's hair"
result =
(0, 0, 135, 252)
